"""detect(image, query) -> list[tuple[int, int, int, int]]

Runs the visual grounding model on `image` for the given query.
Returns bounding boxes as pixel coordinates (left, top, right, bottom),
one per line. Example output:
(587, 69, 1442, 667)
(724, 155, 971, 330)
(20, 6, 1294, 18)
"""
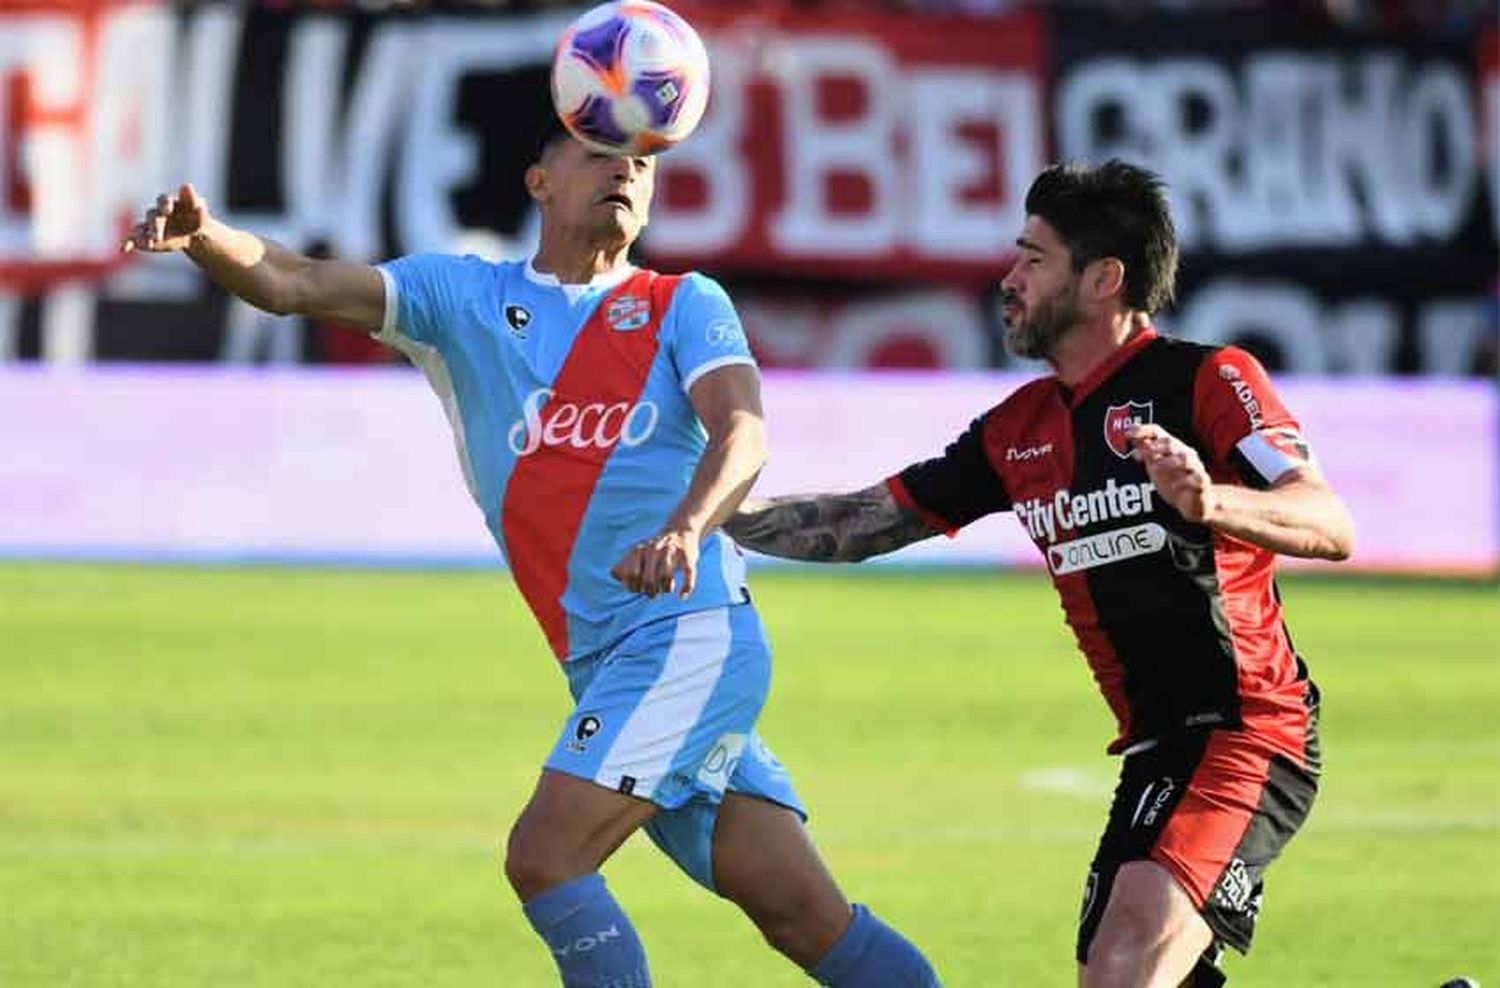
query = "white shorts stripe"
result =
(598, 608, 733, 798)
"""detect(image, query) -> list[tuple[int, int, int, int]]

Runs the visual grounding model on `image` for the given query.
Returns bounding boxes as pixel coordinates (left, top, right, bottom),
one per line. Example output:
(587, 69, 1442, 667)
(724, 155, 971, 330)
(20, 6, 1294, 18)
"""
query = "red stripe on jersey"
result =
(1150, 730, 1274, 907)
(1197, 347, 1316, 765)
(501, 271, 683, 660)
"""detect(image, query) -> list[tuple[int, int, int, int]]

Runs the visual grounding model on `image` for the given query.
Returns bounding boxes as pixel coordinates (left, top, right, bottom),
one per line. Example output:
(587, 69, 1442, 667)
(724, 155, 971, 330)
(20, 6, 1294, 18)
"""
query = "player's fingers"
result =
(648, 550, 676, 597)
(612, 548, 645, 590)
(664, 549, 688, 597)
(180, 183, 199, 209)
(678, 557, 697, 599)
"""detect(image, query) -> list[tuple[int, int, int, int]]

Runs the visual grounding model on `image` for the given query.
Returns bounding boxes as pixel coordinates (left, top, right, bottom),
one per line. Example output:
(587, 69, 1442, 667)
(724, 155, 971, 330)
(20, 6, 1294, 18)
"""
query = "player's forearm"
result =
(1205, 482, 1355, 561)
(725, 484, 938, 563)
(664, 412, 767, 538)
(184, 218, 310, 316)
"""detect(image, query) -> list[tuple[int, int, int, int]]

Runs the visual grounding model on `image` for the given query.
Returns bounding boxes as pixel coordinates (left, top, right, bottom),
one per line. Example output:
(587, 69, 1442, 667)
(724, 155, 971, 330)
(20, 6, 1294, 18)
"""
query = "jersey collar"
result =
(1061, 326, 1158, 407)
(524, 257, 638, 295)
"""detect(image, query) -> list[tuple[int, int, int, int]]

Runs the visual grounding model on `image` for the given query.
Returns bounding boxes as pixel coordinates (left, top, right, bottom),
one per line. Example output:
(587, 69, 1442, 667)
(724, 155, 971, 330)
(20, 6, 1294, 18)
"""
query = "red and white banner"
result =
(0, 0, 166, 293)
(645, 6, 1047, 283)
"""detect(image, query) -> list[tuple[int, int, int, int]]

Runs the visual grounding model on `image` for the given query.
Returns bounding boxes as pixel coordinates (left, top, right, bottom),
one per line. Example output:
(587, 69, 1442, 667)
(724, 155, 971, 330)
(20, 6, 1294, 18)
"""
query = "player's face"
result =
(999, 216, 1084, 360)
(535, 138, 657, 246)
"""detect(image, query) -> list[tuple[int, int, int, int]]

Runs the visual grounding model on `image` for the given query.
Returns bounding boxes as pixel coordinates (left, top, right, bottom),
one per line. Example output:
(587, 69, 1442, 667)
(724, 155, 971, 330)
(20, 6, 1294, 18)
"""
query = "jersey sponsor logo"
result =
(1104, 400, 1154, 459)
(707, 319, 746, 348)
(605, 294, 651, 331)
(508, 387, 661, 457)
(1014, 478, 1156, 543)
(1047, 522, 1168, 575)
(1006, 442, 1054, 461)
(504, 304, 532, 338)
(1221, 368, 1266, 429)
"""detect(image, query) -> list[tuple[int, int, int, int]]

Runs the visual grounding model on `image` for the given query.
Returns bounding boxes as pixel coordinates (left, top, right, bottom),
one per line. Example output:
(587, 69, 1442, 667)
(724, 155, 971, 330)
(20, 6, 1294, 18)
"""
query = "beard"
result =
(1002, 281, 1082, 360)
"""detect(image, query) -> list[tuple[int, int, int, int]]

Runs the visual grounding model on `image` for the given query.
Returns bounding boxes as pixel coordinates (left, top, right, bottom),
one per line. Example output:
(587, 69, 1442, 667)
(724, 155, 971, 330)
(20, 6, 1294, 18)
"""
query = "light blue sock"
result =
(521, 873, 651, 988)
(810, 903, 941, 987)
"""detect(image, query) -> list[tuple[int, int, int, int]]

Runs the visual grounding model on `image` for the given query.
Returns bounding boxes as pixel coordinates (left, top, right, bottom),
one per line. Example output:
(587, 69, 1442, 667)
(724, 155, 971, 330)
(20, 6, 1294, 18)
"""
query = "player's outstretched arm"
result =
(121, 183, 385, 330)
(1127, 423, 1355, 561)
(725, 484, 941, 563)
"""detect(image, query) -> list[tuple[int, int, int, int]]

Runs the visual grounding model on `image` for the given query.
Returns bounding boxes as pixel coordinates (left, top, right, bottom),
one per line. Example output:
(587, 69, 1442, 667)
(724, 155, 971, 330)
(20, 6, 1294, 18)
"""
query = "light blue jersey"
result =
(375, 256, 755, 662)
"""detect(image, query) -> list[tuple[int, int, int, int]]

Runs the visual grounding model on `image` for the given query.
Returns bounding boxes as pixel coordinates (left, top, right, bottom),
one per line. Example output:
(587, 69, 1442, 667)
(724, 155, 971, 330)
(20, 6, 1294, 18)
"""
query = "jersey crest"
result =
(1103, 399, 1154, 459)
(605, 294, 652, 331)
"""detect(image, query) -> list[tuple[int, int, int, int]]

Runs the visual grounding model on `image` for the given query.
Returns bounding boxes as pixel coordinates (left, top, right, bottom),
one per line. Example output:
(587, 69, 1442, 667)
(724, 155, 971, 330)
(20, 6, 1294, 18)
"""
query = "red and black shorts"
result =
(1076, 707, 1321, 963)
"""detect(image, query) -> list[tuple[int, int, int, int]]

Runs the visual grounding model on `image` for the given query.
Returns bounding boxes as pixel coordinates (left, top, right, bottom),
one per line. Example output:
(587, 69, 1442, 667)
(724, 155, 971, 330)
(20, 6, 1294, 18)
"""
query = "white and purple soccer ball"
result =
(550, 1, 710, 156)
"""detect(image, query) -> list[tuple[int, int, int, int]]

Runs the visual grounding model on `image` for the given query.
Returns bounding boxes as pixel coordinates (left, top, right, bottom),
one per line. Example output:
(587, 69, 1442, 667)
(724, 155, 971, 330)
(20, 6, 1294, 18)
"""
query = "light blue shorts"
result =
(545, 603, 806, 891)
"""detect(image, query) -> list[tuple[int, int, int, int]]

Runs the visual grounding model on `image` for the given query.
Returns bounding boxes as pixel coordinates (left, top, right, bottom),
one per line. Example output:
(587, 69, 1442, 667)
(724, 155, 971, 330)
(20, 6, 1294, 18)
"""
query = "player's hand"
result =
(611, 528, 701, 599)
(1127, 423, 1219, 524)
(120, 183, 210, 254)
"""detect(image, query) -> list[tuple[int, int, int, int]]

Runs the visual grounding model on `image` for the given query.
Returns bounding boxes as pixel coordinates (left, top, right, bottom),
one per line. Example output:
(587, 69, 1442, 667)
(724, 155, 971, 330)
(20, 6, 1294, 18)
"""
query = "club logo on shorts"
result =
(504, 304, 532, 338)
(1103, 400, 1154, 459)
(566, 714, 603, 753)
(1213, 857, 1255, 913)
(606, 295, 650, 332)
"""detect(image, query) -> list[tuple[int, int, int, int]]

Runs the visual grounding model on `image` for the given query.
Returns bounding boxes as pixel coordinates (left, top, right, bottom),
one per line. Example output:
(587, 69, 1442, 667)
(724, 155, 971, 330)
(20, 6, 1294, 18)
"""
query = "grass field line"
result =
(5, 810, 1495, 860)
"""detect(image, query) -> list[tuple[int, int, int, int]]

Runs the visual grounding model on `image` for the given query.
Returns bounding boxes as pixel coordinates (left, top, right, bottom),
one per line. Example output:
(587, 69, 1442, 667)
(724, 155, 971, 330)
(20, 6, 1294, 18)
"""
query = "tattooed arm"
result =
(723, 483, 942, 563)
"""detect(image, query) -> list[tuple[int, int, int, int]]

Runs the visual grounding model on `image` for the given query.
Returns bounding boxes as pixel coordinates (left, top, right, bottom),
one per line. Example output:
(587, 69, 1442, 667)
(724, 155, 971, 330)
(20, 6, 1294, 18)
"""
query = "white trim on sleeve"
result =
(374, 266, 401, 343)
(682, 354, 757, 394)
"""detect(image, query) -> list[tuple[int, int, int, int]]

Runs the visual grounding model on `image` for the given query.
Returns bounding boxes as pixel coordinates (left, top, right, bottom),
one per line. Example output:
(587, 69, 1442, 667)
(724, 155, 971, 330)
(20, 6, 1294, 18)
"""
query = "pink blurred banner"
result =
(0, 367, 1494, 574)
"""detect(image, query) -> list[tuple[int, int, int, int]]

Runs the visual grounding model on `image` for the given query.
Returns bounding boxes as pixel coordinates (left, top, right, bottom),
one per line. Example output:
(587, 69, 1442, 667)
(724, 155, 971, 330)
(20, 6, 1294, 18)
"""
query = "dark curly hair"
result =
(1023, 159, 1179, 315)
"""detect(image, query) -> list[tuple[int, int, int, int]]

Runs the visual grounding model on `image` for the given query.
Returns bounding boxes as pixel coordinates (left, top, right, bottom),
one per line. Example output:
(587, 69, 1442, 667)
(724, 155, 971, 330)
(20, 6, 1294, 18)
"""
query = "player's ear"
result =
(524, 163, 549, 203)
(1089, 257, 1126, 302)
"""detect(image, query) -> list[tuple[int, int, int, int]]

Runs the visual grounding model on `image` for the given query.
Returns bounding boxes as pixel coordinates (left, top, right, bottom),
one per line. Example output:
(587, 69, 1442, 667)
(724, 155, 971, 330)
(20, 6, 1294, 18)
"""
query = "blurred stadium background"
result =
(1, 1, 1496, 985)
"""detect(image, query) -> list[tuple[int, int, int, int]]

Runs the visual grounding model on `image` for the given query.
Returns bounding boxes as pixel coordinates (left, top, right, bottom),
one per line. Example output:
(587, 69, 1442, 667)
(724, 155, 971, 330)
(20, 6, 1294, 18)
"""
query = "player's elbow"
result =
(1318, 506, 1356, 562)
(1324, 524, 1355, 562)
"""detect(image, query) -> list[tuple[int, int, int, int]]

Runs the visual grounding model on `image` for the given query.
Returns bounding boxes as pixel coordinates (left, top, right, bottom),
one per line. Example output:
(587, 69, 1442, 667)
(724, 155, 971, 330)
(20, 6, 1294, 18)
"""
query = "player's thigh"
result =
(507, 768, 658, 881)
(710, 791, 851, 965)
(1085, 859, 1213, 979)
(643, 726, 808, 889)
(711, 791, 847, 918)
(1076, 728, 1318, 965)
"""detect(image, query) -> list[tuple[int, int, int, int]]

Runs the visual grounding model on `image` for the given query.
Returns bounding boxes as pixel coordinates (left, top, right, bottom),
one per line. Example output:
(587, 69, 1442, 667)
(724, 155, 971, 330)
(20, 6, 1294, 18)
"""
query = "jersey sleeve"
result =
(888, 414, 1011, 536)
(374, 253, 483, 349)
(1193, 346, 1317, 489)
(666, 273, 758, 393)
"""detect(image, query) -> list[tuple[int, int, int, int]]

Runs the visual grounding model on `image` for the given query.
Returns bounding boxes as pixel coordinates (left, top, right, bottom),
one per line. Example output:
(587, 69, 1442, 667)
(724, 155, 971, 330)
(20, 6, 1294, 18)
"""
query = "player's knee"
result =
(725, 883, 847, 967)
(502, 821, 573, 900)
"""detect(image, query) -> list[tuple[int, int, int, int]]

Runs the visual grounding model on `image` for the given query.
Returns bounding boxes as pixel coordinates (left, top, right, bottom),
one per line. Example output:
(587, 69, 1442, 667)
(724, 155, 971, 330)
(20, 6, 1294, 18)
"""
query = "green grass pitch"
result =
(2, 563, 1496, 986)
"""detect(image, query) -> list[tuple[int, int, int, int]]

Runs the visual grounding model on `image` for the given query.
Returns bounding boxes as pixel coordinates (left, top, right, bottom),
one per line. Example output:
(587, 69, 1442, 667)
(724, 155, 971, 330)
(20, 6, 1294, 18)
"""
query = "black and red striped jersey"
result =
(890, 328, 1319, 762)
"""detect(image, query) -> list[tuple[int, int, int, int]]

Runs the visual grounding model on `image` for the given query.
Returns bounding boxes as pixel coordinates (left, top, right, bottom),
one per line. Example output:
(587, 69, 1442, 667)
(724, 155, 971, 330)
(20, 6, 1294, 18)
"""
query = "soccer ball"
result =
(550, 1, 711, 157)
